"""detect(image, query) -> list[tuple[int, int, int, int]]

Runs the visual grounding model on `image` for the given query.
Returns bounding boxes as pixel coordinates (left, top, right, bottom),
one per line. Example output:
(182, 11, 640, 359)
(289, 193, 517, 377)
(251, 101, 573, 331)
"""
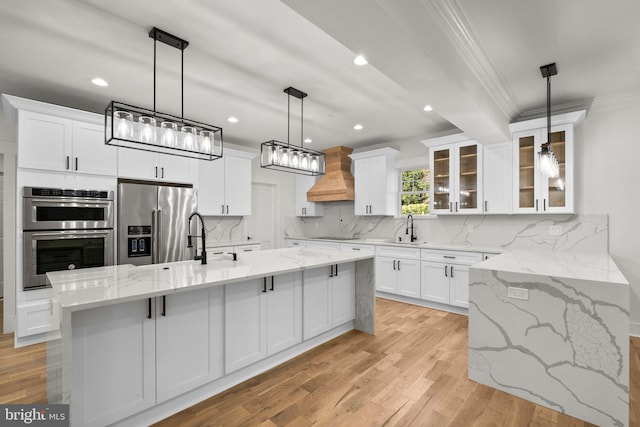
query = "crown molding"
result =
(425, 0, 520, 120)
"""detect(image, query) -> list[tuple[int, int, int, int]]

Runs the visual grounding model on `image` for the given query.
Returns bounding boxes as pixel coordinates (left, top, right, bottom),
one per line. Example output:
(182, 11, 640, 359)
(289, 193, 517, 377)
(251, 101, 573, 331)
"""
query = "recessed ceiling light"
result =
(227, 116, 238, 123)
(91, 77, 108, 87)
(354, 55, 368, 66)
(423, 105, 433, 112)
(304, 138, 312, 143)
(353, 124, 363, 130)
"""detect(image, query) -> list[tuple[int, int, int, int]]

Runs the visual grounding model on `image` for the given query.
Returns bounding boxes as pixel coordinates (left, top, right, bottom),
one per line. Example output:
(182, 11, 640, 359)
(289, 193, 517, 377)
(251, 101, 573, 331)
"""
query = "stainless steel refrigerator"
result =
(118, 180, 197, 266)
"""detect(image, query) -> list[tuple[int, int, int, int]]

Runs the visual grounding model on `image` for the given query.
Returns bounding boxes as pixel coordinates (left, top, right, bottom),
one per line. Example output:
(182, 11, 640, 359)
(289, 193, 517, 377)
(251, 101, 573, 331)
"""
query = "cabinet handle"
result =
(485, 200, 488, 212)
(352, 247, 361, 251)
(370, 205, 373, 214)
(535, 199, 539, 212)
(292, 242, 299, 246)
(226, 205, 229, 214)
(221, 204, 225, 214)
(455, 202, 458, 212)
(161, 295, 166, 316)
(543, 199, 547, 211)
(262, 277, 267, 293)
(451, 266, 454, 278)
(485, 255, 489, 260)
(397, 260, 400, 270)
(75, 157, 78, 171)
(329, 265, 334, 278)
(449, 202, 452, 212)
(155, 166, 158, 178)
(147, 298, 152, 319)
(244, 248, 253, 252)
(66, 156, 70, 170)
(393, 260, 396, 270)
(270, 276, 274, 291)
(444, 255, 456, 259)
(445, 265, 448, 277)
(335, 264, 338, 276)
(161, 167, 164, 179)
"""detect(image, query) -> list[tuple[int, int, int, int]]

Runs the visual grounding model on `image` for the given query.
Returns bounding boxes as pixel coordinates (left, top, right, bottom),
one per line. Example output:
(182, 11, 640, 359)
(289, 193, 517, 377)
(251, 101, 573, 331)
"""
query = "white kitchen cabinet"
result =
(350, 148, 399, 216)
(420, 249, 482, 308)
(375, 246, 421, 298)
(198, 148, 255, 216)
(235, 243, 262, 253)
(509, 110, 585, 214)
(295, 174, 324, 216)
(423, 134, 483, 215)
(266, 272, 302, 355)
(155, 287, 223, 403)
(305, 240, 341, 250)
(16, 297, 60, 337)
(17, 110, 117, 176)
(117, 148, 194, 184)
(340, 243, 375, 254)
(72, 299, 156, 427)
(286, 239, 306, 248)
(483, 142, 512, 214)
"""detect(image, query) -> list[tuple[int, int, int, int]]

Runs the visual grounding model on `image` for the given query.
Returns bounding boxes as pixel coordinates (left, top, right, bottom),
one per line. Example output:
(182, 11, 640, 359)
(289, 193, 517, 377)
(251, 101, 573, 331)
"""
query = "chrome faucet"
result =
(406, 214, 417, 242)
(187, 212, 207, 265)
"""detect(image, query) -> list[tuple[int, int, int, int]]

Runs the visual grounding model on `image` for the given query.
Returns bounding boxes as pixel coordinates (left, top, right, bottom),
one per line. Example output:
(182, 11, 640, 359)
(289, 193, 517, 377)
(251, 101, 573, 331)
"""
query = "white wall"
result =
(577, 95, 640, 334)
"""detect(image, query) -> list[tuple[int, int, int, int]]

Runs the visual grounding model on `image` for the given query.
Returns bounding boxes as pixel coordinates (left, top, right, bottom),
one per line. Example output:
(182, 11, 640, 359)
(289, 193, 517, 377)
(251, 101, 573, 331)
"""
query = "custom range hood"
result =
(306, 146, 355, 202)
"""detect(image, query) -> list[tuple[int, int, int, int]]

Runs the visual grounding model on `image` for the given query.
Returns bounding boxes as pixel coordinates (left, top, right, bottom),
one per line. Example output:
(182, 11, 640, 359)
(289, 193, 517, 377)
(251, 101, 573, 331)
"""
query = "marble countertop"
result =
(205, 240, 262, 248)
(47, 247, 374, 312)
(473, 249, 628, 285)
(287, 237, 503, 254)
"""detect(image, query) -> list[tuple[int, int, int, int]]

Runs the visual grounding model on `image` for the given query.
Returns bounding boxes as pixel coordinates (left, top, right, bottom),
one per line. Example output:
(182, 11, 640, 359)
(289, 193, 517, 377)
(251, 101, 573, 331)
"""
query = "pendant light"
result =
(260, 87, 325, 176)
(537, 63, 559, 178)
(105, 27, 223, 161)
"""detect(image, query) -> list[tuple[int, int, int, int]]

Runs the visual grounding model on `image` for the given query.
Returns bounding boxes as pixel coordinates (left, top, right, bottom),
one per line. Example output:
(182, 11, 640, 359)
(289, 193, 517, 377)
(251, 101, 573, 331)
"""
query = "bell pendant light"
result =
(260, 87, 325, 176)
(537, 63, 560, 178)
(105, 27, 223, 161)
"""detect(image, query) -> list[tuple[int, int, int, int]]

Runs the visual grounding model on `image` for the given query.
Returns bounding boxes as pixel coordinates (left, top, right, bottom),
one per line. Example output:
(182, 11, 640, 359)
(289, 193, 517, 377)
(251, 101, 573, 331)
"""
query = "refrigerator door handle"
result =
(157, 209, 163, 263)
(151, 209, 158, 264)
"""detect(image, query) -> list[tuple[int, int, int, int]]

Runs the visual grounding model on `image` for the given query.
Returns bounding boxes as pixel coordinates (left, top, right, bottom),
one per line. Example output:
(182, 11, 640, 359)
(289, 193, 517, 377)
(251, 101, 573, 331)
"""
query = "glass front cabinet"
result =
(427, 135, 483, 215)
(510, 110, 584, 214)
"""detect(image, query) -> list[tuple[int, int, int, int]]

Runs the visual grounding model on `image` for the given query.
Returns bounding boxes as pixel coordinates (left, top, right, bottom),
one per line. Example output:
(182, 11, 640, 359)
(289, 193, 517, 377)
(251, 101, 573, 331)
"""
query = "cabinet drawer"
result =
(235, 244, 261, 253)
(286, 239, 306, 248)
(206, 246, 234, 258)
(376, 245, 420, 259)
(305, 240, 341, 250)
(340, 243, 375, 254)
(17, 299, 60, 337)
(421, 249, 482, 264)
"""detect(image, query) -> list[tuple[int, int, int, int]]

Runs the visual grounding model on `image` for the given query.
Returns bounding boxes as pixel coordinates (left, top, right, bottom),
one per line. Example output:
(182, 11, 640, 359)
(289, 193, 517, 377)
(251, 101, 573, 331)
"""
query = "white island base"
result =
(45, 248, 375, 427)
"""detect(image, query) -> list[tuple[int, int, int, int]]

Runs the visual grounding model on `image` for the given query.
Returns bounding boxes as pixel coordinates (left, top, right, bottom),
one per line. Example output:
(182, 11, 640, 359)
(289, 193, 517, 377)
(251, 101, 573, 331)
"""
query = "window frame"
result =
(399, 167, 432, 217)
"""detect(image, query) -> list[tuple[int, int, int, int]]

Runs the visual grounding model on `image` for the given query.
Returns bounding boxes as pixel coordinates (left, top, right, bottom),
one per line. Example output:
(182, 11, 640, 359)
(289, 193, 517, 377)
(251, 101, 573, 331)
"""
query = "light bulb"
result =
(291, 151, 300, 168)
(200, 130, 213, 153)
(139, 116, 156, 144)
(115, 111, 133, 139)
(281, 148, 290, 166)
(301, 153, 309, 169)
(161, 122, 177, 147)
(182, 126, 197, 150)
(311, 156, 318, 171)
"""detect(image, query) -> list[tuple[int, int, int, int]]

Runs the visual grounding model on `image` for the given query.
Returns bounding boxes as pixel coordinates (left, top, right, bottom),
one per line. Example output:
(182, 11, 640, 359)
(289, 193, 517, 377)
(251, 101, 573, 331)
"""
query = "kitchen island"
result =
(469, 250, 629, 427)
(46, 247, 375, 427)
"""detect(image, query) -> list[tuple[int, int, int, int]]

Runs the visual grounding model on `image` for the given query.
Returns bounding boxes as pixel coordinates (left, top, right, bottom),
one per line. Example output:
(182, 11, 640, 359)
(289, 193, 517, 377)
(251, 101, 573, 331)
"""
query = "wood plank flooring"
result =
(0, 298, 638, 426)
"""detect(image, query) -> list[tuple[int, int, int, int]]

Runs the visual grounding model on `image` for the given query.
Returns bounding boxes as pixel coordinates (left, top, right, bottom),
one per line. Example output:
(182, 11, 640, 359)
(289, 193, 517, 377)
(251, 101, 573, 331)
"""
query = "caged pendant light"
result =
(260, 87, 325, 176)
(537, 63, 560, 178)
(105, 27, 223, 161)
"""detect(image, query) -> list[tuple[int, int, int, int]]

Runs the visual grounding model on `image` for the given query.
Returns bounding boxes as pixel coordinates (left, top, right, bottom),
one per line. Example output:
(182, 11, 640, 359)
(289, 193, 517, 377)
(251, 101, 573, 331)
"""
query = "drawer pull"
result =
(352, 247, 361, 251)
(444, 255, 456, 259)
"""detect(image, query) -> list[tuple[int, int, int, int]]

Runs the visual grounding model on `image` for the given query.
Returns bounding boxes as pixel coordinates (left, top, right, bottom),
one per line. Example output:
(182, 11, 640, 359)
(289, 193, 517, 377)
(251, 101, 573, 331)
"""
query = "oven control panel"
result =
(127, 225, 151, 257)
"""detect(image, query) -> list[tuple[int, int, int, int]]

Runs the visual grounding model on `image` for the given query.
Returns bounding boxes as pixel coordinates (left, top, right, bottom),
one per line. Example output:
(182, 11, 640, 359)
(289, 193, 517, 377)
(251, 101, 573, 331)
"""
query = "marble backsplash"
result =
(202, 216, 247, 244)
(284, 201, 608, 253)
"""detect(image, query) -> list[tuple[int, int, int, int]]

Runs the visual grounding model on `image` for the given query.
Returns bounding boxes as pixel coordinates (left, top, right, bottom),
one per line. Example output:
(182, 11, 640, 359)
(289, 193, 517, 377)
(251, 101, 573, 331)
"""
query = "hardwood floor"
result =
(1, 298, 638, 426)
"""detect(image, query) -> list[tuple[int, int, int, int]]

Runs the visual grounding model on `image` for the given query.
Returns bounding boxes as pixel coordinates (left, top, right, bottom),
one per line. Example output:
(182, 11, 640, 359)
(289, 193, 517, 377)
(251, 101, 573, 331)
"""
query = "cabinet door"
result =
(225, 279, 267, 373)
(367, 156, 387, 215)
(295, 175, 323, 216)
(430, 145, 454, 214)
(72, 121, 118, 176)
(72, 299, 155, 427)
(117, 148, 159, 181)
(421, 261, 450, 304)
(156, 287, 224, 403)
(540, 124, 574, 214)
(375, 256, 397, 293)
(16, 298, 60, 337)
(302, 266, 332, 340)
(513, 130, 541, 214)
(267, 272, 302, 355)
(449, 264, 470, 308)
(18, 110, 72, 171)
(483, 142, 512, 214)
(396, 258, 421, 298)
(197, 157, 225, 215)
(353, 158, 370, 215)
(157, 152, 192, 184)
(332, 262, 355, 327)
(224, 154, 252, 215)
(454, 142, 483, 214)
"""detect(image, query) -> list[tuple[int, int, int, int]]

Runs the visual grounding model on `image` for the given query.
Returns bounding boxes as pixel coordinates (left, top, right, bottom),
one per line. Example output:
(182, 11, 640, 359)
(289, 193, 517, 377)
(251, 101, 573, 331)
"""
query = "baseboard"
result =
(631, 321, 640, 338)
(376, 291, 468, 316)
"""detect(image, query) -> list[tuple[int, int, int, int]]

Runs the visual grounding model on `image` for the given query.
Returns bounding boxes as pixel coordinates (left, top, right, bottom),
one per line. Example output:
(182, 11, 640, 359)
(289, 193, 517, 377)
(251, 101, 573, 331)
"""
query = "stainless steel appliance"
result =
(118, 180, 197, 266)
(23, 187, 115, 290)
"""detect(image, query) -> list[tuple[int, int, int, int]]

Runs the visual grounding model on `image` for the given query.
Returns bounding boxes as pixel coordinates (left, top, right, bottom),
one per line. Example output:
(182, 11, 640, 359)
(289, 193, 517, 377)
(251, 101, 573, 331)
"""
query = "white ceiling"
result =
(1, 0, 639, 151)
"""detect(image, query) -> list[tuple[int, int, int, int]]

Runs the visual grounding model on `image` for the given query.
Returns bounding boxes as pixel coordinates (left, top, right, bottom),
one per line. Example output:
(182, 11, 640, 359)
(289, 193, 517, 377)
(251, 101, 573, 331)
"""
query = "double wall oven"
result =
(23, 187, 114, 290)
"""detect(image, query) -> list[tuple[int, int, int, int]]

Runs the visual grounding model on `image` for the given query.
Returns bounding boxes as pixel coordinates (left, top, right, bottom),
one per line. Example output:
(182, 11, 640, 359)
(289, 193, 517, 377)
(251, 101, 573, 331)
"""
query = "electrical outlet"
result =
(507, 287, 529, 300)
(549, 225, 562, 236)
(467, 224, 474, 233)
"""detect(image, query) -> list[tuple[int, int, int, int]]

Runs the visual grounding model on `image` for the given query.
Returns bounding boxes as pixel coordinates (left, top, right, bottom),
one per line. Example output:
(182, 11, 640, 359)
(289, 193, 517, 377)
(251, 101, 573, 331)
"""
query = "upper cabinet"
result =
(509, 110, 585, 214)
(198, 148, 256, 216)
(423, 134, 483, 215)
(483, 142, 512, 214)
(295, 175, 324, 217)
(15, 109, 117, 177)
(118, 148, 197, 184)
(349, 148, 399, 216)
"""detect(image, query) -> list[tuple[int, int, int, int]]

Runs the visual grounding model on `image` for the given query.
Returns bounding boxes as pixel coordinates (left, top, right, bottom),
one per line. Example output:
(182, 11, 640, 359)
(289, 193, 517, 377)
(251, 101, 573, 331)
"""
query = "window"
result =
(401, 168, 430, 215)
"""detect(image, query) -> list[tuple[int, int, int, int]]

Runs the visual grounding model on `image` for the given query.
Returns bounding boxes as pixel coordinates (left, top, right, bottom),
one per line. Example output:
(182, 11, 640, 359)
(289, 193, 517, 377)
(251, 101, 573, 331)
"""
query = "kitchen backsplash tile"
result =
(285, 201, 607, 253)
(203, 216, 246, 243)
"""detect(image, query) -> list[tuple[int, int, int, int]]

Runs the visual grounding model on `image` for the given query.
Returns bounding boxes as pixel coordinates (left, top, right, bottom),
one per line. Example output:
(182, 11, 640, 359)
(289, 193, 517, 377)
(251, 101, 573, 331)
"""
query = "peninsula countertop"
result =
(46, 247, 375, 312)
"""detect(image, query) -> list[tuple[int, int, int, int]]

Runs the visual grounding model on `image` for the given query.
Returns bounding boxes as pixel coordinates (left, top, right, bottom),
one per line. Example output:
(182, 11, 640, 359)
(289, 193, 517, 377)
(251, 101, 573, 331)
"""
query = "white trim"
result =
(509, 110, 586, 133)
(0, 141, 16, 334)
(2, 94, 102, 124)
(348, 147, 398, 160)
(421, 132, 472, 148)
(376, 291, 468, 316)
(631, 321, 640, 338)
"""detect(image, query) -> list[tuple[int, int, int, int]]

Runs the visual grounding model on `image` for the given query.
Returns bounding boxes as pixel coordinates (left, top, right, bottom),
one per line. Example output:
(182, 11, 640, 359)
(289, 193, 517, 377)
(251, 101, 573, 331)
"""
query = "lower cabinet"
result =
(420, 249, 482, 308)
(375, 246, 421, 298)
(225, 272, 302, 374)
(303, 262, 355, 340)
(16, 297, 60, 337)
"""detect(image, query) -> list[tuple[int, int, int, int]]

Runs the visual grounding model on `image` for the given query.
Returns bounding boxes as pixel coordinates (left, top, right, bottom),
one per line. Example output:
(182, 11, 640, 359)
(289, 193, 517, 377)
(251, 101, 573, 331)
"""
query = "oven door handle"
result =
(27, 198, 113, 206)
(27, 230, 113, 238)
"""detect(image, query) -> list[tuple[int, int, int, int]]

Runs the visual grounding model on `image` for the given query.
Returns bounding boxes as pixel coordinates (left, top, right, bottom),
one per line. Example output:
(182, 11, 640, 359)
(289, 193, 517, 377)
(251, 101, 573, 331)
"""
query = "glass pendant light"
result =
(537, 63, 560, 179)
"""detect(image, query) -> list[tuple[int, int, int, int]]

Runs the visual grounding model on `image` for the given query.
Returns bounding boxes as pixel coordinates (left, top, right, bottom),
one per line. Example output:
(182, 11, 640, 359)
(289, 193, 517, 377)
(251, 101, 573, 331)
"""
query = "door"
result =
(449, 264, 470, 308)
(421, 261, 450, 304)
(431, 146, 453, 214)
(483, 142, 512, 214)
(72, 121, 117, 176)
(18, 110, 72, 171)
(117, 183, 157, 265)
(117, 148, 158, 181)
(455, 142, 482, 214)
(225, 279, 267, 373)
(302, 267, 332, 340)
(375, 256, 397, 293)
(157, 152, 192, 183)
(157, 186, 197, 263)
(197, 158, 225, 215)
(396, 258, 421, 298)
(266, 272, 302, 355)
(156, 287, 224, 403)
(243, 182, 278, 249)
(367, 156, 387, 214)
(353, 158, 370, 215)
(224, 154, 251, 215)
(513, 130, 540, 213)
(72, 299, 156, 427)
(541, 124, 573, 213)
(332, 262, 355, 327)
